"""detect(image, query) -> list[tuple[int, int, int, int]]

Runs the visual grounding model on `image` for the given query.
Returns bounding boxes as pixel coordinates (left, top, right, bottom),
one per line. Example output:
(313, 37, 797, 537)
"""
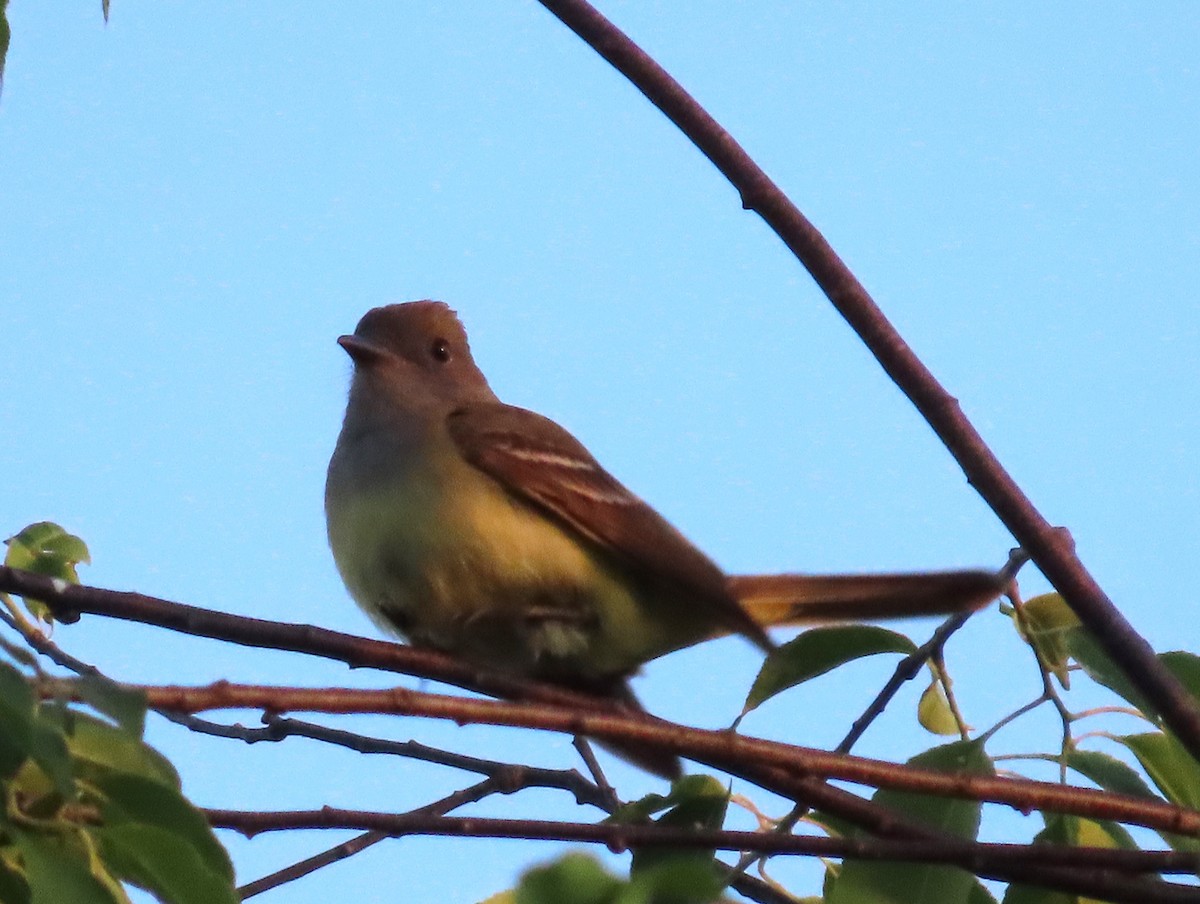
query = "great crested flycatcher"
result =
(325, 301, 1002, 775)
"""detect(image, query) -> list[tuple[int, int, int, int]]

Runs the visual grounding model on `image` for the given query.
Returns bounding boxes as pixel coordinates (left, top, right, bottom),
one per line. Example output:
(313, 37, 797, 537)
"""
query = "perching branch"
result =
(6, 573, 1195, 901)
(0, 565, 618, 712)
(6, 566, 1196, 839)
(9, 566, 1200, 847)
(532, 0, 1200, 767)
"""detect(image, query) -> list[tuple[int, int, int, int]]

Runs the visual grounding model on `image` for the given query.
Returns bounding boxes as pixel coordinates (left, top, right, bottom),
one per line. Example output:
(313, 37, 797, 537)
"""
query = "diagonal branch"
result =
(837, 608, 974, 754)
(236, 780, 500, 899)
(532, 0, 1200, 765)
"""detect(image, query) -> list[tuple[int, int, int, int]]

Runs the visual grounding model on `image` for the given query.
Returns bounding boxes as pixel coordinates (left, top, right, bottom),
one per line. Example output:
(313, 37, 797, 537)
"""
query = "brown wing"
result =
(446, 402, 772, 652)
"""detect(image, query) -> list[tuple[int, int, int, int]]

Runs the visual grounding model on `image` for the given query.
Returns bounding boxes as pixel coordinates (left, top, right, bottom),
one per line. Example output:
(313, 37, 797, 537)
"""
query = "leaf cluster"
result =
(0, 524, 237, 904)
(500, 777, 732, 904)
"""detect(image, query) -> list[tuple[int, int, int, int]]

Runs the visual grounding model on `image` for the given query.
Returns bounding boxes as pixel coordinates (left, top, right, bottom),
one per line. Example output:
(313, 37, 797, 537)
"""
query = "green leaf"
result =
(1161, 651, 1200, 704)
(516, 853, 621, 904)
(1075, 816, 1139, 851)
(0, 851, 31, 904)
(1066, 628, 1155, 717)
(822, 862, 838, 899)
(94, 823, 238, 904)
(477, 892, 517, 904)
(66, 711, 180, 789)
(743, 625, 917, 713)
(1062, 749, 1157, 800)
(13, 830, 123, 904)
(917, 678, 959, 736)
(608, 774, 727, 824)
(0, 661, 35, 778)
(1069, 639, 1200, 727)
(95, 772, 234, 884)
(4, 522, 90, 621)
(1158, 830, 1200, 855)
(1002, 884, 1072, 904)
(75, 676, 148, 738)
(27, 711, 75, 800)
(630, 775, 727, 877)
(969, 881, 999, 904)
(625, 858, 724, 904)
(4, 522, 91, 580)
(642, 775, 727, 830)
(1003, 814, 1137, 904)
(827, 741, 992, 904)
(1116, 732, 1200, 810)
(1013, 593, 1079, 688)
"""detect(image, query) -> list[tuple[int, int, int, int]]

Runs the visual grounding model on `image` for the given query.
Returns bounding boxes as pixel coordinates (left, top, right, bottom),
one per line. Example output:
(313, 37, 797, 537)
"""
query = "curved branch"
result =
(532, 0, 1200, 764)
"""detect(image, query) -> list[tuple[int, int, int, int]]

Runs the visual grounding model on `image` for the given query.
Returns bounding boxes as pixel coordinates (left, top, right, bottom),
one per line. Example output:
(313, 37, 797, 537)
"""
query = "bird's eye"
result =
(431, 338, 452, 363)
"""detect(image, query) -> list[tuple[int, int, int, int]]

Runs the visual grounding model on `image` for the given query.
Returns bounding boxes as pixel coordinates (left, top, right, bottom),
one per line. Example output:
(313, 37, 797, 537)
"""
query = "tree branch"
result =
(207, 808, 1200, 903)
(532, 0, 1200, 766)
(8, 568, 1196, 837)
(236, 780, 500, 899)
(136, 680, 1200, 839)
(837, 608, 974, 754)
(169, 711, 613, 809)
(8, 567, 1195, 900)
(0, 566, 617, 712)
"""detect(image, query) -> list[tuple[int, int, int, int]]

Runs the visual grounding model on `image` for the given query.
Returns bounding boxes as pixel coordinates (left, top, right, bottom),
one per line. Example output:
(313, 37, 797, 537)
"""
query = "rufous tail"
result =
(727, 569, 1004, 634)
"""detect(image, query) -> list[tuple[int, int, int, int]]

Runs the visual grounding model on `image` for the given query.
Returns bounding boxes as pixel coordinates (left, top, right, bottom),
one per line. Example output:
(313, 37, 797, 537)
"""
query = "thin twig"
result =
(6, 567, 1193, 899)
(572, 737, 620, 811)
(236, 780, 499, 899)
(1009, 591, 1075, 782)
(707, 750, 1199, 902)
(160, 710, 612, 809)
(239, 832, 385, 900)
(837, 609, 975, 754)
(979, 694, 1053, 745)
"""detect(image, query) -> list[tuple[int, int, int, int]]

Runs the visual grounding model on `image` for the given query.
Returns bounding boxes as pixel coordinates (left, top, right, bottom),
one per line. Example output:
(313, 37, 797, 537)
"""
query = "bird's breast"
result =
(325, 433, 667, 680)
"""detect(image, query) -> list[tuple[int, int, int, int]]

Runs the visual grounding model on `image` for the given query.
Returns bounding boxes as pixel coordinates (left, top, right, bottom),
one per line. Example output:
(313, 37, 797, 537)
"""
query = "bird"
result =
(325, 301, 1002, 776)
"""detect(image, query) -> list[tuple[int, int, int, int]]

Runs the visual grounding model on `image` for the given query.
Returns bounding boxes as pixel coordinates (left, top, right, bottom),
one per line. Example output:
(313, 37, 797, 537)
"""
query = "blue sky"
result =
(3, 4, 1198, 902)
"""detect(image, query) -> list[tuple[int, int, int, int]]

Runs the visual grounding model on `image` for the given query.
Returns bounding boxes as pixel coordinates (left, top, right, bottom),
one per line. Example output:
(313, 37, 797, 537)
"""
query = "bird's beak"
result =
(337, 335, 389, 368)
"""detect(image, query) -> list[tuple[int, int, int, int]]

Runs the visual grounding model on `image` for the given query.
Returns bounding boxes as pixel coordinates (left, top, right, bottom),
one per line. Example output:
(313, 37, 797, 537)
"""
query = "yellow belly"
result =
(325, 442, 679, 682)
